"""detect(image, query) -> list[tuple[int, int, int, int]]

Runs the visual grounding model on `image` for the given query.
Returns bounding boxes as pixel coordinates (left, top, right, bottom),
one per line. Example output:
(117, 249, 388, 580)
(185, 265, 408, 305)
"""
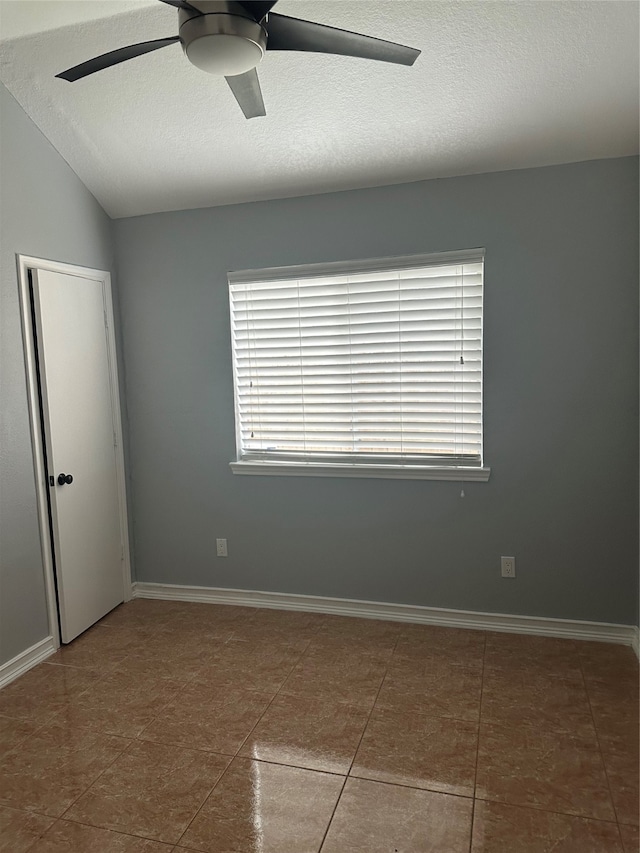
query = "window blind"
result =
(229, 251, 484, 468)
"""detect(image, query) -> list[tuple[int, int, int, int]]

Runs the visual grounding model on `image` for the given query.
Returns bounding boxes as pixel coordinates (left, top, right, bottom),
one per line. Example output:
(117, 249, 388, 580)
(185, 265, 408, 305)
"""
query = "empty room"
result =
(0, 1, 639, 851)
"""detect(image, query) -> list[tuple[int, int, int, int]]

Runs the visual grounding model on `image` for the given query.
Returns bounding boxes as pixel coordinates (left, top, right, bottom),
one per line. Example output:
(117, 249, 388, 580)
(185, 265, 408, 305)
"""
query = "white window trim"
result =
(230, 460, 491, 481)
(227, 248, 486, 284)
(228, 248, 488, 481)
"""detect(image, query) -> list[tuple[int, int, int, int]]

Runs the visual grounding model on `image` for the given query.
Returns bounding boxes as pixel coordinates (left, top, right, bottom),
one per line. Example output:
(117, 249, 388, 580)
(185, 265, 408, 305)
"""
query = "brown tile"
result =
(139, 683, 272, 754)
(98, 598, 170, 620)
(598, 719, 639, 764)
(236, 608, 325, 639)
(320, 777, 473, 853)
(0, 806, 54, 853)
(587, 679, 639, 735)
(157, 622, 236, 647)
(376, 662, 482, 721)
(476, 722, 615, 821)
(84, 624, 164, 654)
(226, 623, 312, 652)
(304, 635, 397, 660)
(108, 625, 201, 658)
(0, 723, 131, 817)
(49, 670, 183, 738)
(0, 663, 99, 725)
(599, 726, 640, 826)
(279, 649, 387, 707)
(318, 615, 400, 637)
(620, 823, 640, 853)
(579, 642, 639, 686)
(112, 634, 220, 681)
(158, 602, 257, 630)
(613, 778, 640, 827)
(351, 707, 478, 796)
(99, 601, 254, 641)
(154, 612, 244, 644)
(179, 757, 343, 853)
(393, 624, 485, 670)
(307, 616, 400, 656)
(46, 625, 143, 671)
(65, 740, 230, 844)
(484, 633, 583, 681)
(244, 609, 315, 626)
(385, 652, 476, 678)
(480, 669, 595, 735)
(239, 694, 369, 774)
(471, 800, 623, 852)
(97, 599, 189, 631)
(195, 640, 302, 694)
(108, 654, 194, 683)
(0, 715, 42, 753)
(31, 820, 173, 852)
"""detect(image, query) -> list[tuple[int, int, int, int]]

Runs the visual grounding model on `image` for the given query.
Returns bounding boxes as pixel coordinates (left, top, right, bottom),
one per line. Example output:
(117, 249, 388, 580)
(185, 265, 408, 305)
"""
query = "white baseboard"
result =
(132, 583, 638, 648)
(0, 636, 56, 690)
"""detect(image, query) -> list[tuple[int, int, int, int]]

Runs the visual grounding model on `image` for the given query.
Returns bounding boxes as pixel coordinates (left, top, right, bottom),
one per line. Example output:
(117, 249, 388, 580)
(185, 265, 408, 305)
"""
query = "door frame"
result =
(17, 254, 132, 649)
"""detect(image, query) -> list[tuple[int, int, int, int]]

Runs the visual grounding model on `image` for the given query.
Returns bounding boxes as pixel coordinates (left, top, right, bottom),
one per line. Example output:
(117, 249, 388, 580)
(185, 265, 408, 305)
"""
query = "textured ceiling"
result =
(1, 0, 638, 218)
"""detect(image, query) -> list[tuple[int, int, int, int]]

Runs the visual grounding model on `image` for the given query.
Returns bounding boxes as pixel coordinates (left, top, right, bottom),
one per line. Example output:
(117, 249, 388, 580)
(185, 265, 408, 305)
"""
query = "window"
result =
(228, 250, 488, 481)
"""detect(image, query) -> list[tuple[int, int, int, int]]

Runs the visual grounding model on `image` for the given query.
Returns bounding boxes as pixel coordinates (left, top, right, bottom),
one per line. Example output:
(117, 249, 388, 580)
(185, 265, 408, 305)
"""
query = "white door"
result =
(31, 268, 125, 643)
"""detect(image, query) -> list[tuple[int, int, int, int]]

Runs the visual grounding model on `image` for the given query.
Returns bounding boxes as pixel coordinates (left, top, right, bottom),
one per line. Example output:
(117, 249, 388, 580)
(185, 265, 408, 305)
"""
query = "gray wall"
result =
(1, 85, 636, 672)
(114, 157, 639, 626)
(0, 84, 115, 665)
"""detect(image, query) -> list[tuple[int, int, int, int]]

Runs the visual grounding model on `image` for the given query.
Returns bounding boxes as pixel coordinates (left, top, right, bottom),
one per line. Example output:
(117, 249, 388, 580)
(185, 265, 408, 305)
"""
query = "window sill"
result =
(230, 461, 491, 482)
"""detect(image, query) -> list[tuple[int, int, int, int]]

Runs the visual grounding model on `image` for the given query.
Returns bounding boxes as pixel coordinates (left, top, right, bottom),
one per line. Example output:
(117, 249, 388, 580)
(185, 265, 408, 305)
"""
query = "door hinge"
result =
(103, 310, 108, 328)
(113, 430, 118, 448)
(121, 544, 125, 562)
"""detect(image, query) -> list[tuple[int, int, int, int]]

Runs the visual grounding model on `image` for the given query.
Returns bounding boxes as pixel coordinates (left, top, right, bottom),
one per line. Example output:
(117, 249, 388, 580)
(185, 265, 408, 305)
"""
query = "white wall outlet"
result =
(216, 538, 228, 557)
(501, 556, 516, 578)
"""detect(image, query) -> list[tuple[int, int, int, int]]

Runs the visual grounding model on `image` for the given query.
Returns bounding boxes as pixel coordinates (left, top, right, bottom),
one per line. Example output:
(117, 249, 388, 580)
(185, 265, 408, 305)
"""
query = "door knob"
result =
(57, 473, 73, 485)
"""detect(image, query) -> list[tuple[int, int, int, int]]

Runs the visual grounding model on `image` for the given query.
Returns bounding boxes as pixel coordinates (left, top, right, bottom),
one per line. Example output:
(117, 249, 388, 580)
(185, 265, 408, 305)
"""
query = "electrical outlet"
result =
(501, 556, 516, 578)
(216, 538, 228, 557)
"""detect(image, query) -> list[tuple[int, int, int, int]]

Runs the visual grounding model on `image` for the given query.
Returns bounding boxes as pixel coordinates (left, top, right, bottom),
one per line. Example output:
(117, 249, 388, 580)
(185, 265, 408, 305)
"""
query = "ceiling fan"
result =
(56, 0, 421, 119)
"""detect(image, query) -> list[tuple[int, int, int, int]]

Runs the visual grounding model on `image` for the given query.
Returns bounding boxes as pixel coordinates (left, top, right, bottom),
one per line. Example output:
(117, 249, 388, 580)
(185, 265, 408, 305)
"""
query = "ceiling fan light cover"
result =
(179, 11, 267, 76)
(186, 33, 263, 75)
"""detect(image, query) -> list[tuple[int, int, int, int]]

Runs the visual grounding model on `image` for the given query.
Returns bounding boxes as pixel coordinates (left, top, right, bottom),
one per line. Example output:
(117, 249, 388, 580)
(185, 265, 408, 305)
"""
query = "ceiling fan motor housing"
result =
(179, 2, 267, 77)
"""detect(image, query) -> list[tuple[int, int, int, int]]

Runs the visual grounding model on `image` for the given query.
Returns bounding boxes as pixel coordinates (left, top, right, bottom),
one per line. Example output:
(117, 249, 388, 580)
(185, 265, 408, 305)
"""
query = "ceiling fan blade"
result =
(266, 13, 420, 66)
(157, 0, 201, 11)
(236, 2, 279, 21)
(56, 37, 181, 82)
(225, 68, 266, 119)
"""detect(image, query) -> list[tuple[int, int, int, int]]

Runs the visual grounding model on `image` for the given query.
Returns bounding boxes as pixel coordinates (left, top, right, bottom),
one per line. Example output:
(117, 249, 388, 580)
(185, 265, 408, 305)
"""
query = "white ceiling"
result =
(1, 0, 638, 218)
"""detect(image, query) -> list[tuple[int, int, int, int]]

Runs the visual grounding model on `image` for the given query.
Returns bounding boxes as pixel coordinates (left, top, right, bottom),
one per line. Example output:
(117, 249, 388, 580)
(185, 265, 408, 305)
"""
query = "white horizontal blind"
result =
(229, 252, 484, 468)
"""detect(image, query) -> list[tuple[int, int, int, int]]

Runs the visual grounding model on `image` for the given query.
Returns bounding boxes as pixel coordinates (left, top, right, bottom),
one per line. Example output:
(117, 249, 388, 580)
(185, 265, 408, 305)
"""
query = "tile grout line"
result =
(51, 615, 255, 833)
(1, 644, 156, 812)
(129, 620, 281, 752)
(171, 616, 326, 848)
(0, 712, 52, 748)
(471, 795, 627, 826)
(475, 641, 634, 830)
(27, 815, 176, 850)
(578, 652, 627, 843)
(315, 628, 403, 853)
(57, 736, 137, 823)
(469, 631, 487, 853)
(130, 610, 278, 732)
(135, 613, 318, 754)
(7, 812, 54, 853)
(7, 655, 114, 727)
(53, 620, 253, 842)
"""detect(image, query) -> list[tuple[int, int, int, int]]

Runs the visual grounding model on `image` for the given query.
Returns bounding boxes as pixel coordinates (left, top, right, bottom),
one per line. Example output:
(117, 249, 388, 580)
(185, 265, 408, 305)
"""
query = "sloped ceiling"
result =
(1, 0, 638, 218)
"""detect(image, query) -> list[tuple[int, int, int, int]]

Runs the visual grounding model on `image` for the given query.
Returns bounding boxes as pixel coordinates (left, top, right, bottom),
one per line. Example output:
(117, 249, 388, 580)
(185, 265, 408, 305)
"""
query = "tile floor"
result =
(0, 599, 638, 852)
